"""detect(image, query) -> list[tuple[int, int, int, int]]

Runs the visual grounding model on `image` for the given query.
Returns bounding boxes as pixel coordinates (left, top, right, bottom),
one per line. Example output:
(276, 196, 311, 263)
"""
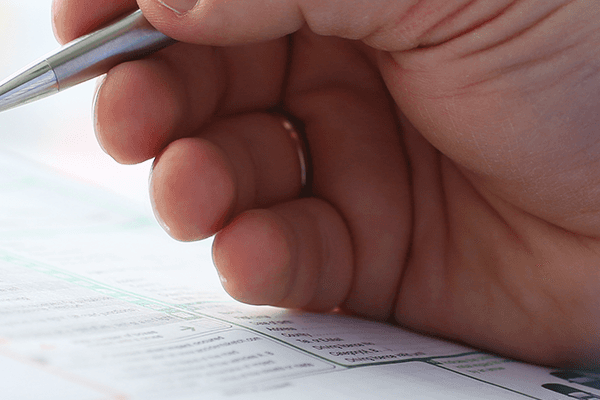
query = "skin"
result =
(52, 0, 600, 367)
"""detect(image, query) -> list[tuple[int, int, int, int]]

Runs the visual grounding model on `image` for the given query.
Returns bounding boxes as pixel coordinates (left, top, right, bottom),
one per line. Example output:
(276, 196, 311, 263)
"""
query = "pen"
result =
(0, 9, 176, 112)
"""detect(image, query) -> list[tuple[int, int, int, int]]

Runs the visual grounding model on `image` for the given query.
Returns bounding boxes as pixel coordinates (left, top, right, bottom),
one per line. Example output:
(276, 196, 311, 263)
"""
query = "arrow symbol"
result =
(180, 326, 196, 332)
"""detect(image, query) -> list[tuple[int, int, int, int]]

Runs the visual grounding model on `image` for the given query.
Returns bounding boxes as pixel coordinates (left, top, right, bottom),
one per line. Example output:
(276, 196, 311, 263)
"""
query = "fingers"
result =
(136, 0, 302, 45)
(54, 0, 413, 318)
(53, 0, 491, 53)
(150, 113, 305, 241)
(149, 29, 412, 317)
(207, 80, 410, 317)
(52, 0, 138, 43)
(93, 43, 220, 164)
(94, 39, 287, 164)
(282, 30, 412, 319)
(212, 199, 353, 311)
(136, 0, 417, 48)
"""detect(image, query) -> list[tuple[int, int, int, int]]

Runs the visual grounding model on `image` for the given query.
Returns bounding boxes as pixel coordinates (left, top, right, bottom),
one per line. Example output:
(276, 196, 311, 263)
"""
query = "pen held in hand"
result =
(0, 9, 176, 113)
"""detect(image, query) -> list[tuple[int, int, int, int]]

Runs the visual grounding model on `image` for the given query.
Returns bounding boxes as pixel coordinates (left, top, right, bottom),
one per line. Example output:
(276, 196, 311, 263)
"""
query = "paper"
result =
(0, 152, 595, 399)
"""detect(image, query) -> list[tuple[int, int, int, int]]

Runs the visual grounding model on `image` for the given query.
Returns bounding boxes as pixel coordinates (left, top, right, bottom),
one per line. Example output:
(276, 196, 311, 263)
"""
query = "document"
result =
(0, 152, 596, 399)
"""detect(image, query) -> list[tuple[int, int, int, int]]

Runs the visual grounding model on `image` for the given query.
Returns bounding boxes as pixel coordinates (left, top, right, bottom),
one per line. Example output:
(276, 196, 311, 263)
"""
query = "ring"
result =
(277, 113, 312, 197)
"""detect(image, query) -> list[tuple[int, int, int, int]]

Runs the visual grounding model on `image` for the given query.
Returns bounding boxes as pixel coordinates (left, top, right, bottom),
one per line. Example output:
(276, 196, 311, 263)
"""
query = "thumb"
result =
(136, 0, 415, 48)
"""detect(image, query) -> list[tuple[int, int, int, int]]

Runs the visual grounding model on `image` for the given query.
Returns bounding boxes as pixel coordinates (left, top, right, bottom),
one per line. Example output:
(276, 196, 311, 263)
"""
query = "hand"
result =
(53, 0, 600, 367)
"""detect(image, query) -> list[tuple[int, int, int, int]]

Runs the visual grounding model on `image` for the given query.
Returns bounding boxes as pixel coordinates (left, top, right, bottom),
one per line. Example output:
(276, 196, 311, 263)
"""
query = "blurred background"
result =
(0, 0, 225, 294)
(0, 0, 153, 213)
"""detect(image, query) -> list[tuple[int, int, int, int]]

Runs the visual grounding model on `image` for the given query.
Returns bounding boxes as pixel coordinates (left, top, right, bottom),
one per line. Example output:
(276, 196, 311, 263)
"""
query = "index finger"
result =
(52, 0, 138, 44)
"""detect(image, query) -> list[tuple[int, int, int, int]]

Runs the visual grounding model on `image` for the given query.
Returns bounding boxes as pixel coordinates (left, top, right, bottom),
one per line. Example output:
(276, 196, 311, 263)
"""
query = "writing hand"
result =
(53, 0, 600, 367)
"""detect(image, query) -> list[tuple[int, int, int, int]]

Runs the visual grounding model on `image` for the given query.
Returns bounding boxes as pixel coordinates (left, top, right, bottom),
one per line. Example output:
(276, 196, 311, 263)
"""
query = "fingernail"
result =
(159, 0, 198, 14)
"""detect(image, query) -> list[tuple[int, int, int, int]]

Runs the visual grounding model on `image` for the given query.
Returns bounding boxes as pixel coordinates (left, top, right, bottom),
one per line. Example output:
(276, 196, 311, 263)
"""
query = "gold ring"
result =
(278, 114, 311, 196)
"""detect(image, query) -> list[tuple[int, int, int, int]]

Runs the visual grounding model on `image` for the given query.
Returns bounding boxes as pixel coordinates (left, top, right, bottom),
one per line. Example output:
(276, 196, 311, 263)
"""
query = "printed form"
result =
(0, 152, 596, 400)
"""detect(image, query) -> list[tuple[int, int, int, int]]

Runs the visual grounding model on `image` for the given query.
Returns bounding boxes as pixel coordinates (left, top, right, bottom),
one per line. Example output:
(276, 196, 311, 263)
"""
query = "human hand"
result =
(52, 0, 600, 367)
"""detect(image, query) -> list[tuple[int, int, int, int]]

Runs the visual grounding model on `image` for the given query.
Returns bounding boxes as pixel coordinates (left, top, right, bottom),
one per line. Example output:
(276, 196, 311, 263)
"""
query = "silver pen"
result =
(0, 9, 176, 112)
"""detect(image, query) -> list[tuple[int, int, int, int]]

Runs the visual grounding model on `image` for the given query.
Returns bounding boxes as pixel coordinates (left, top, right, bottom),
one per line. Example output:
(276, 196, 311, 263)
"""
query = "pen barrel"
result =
(46, 10, 176, 90)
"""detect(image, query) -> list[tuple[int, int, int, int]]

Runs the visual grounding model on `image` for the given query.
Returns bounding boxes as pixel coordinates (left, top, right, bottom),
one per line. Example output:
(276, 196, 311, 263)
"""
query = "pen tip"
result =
(0, 61, 59, 113)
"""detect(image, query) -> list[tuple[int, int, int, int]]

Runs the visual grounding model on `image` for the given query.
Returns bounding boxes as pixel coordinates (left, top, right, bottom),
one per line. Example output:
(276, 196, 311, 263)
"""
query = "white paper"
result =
(0, 152, 596, 399)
